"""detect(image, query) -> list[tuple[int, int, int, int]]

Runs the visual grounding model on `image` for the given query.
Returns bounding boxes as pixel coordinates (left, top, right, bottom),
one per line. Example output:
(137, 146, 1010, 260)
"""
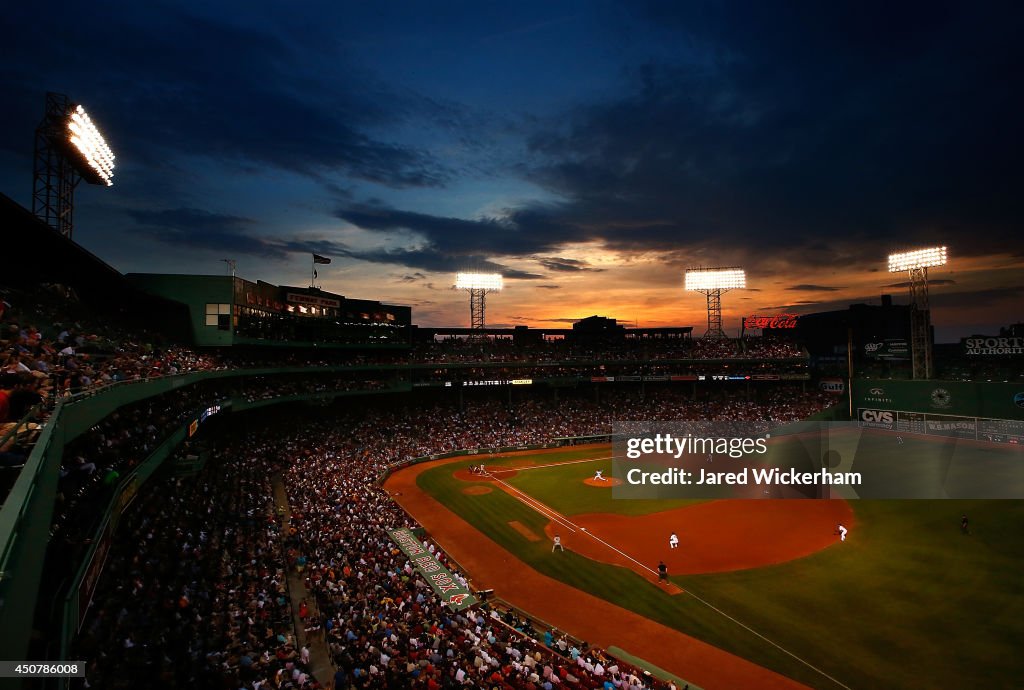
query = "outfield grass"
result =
(418, 441, 1024, 689)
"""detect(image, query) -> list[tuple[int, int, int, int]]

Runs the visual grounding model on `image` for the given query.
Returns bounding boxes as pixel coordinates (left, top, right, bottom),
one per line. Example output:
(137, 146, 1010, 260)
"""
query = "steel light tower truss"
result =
(888, 247, 948, 380)
(455, 273, 503, 339)
(33, 93, 78, 237)
(685, 267, 746, 340)
(32, 92, 115, 239)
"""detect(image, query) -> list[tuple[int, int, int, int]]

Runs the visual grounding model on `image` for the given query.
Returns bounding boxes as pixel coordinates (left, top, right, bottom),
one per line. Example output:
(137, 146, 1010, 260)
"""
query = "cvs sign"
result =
(859, 408, 895, 429)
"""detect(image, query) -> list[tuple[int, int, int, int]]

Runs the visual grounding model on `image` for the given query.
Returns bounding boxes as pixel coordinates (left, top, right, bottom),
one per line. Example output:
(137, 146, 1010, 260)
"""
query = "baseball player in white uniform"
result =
(593, 469, 607, 481)
(838, 524, 848, 542)
(669, 532, 679, 549)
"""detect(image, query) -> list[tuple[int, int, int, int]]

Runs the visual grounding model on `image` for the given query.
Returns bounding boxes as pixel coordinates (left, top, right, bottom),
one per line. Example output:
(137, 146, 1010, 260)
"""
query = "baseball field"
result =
(386, 436, 1024, 690)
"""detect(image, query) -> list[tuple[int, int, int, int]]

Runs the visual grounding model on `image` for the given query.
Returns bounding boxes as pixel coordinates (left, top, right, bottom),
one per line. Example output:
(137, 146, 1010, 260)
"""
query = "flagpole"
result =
(310, 254, 330, 289)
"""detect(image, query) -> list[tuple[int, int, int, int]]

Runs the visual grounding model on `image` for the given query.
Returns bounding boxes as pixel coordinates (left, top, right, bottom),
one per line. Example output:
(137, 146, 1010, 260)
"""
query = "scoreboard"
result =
(978, 417, 1024, 444)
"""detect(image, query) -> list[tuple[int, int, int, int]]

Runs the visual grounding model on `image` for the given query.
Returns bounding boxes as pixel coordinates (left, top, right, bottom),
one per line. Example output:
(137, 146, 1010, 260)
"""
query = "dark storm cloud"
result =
(128, 208, 255, 234)
(335, 246, 544, 280)
(884, 279, 957, 288)
(0, 6, 451, 188)
(773, 284, 1023, 316)
(325, 2, 1024, 277)
(537, 257, 605, 273)
(334, 203, 588, 257)
(787, 284, 846, 292)
(131, 203, 548, 278)
(130, 207, 349, 260)
(517, 2, 1024, 258)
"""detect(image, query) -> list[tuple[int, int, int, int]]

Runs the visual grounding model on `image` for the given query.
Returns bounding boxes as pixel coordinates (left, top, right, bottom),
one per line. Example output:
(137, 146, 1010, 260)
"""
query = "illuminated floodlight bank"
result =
(885, 247, 951, 380)
(455, 273, 504, 291)
(684, 266, 746, 339)
(456, 272, 504, 336)
(888, 246, 947, 272)
(67, 104, 115, 186)
(33, 92, 118, 239)
(685, 268, 746, 291)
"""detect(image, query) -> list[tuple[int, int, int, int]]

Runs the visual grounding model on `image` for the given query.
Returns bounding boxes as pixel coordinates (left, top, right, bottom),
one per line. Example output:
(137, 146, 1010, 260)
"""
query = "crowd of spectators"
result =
(53, 382, 229, 543)
(76, 447, 314, 689)
(47, 370, 409, 540)
(411, 337, 806, 365)
(0, 286, 221, 400)
(241, 375, 392, 403)
(741, 338, 804, 358)
(687, 339, 736, 359)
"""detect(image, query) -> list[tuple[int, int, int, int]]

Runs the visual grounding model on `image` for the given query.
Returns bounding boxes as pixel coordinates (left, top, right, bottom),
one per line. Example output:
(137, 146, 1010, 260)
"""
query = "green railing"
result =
(0, 402, 44, 455)
(0, 396, 67, 667)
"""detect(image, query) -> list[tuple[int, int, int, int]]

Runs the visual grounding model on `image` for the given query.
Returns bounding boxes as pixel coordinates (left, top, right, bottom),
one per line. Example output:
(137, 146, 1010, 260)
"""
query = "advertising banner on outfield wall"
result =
(610, 420, 1024, 499)
(852, 380, 1024, 421)
(961, 335, 1024, 357)
(863, 339, 910, 360)
(387, 528, 477, 611)
(819, 378, 845, 393)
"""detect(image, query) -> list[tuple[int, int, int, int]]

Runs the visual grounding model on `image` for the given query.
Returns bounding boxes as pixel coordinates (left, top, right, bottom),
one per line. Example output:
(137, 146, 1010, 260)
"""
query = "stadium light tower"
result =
(455, 273, 503, 339)
(33, 92, 116, 239)
(888, 246, 948, 380)
(685, 267, 746, 339)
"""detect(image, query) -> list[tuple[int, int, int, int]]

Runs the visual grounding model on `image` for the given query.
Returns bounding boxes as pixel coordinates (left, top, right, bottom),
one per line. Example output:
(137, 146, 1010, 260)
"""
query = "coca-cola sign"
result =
(744, 313, 799, 329)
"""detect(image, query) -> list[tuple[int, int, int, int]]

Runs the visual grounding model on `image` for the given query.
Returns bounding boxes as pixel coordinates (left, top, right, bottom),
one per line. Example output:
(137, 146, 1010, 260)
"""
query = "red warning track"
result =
(384, 447, 813, 690)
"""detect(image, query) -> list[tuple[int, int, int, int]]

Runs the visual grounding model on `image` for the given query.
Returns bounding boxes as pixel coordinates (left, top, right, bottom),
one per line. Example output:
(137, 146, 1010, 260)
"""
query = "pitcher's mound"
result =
(584, 477, 623, 487)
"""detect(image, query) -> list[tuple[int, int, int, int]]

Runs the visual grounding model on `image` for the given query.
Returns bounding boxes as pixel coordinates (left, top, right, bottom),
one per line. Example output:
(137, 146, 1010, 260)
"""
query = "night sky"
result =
(2, 1, 1022, 341)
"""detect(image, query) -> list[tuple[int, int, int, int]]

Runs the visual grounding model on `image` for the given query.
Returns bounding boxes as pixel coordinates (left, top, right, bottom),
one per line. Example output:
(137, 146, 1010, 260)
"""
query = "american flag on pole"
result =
(313, 254, 332, 265)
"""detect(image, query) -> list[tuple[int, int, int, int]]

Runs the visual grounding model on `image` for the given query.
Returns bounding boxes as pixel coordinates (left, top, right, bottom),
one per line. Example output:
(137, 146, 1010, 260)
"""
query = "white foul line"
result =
(488, 454, 619, 475)
(487, 473, 657, 576)
(488, 475, 577, 533)
(682, 587, 853, 690)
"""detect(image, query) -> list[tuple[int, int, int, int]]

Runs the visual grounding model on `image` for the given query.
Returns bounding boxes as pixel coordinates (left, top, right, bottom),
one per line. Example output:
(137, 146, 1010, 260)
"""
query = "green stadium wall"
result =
(852, 379, 1024, 420)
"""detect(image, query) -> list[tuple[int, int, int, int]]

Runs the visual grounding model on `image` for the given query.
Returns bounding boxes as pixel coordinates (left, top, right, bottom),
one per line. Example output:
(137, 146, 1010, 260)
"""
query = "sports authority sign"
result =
(387, 528, 477, 611)
(962, 336, 1024, 356)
